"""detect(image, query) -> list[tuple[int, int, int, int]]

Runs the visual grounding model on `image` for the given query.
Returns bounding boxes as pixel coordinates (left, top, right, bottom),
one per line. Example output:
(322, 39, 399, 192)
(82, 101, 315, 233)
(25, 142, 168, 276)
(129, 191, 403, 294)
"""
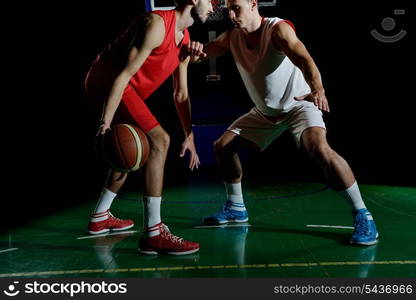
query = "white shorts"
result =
(228, 102, 326, 150)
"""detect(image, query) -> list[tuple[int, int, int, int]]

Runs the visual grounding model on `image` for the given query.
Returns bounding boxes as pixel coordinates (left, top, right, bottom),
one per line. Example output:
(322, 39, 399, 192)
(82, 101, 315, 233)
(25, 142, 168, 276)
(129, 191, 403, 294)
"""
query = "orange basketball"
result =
(101, 124, 150, 173)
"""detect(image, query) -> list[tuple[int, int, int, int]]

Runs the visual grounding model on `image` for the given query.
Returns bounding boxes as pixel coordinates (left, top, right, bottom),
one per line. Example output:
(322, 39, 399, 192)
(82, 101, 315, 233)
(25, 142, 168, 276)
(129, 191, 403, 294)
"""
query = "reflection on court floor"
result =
(1, 181, 415, 278)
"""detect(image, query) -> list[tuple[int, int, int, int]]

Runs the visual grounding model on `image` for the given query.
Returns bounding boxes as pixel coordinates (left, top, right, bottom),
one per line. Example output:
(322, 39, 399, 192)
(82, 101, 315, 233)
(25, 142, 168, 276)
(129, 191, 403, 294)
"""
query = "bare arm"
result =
(188, 30, 231, 64)
(172, 56, 200, 170)
(272, 22, 329, 112)
(98, 14, 165, 134)
(205, 30, 231, 59)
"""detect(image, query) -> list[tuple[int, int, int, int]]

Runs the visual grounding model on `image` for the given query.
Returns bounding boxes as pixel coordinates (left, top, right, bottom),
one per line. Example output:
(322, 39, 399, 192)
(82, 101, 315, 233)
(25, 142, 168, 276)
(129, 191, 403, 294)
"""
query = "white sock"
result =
(142, 196, 162, 236)
(338, 181, 367, 211)
(224, 182, 246, 211)
(91, 188, 117, 222)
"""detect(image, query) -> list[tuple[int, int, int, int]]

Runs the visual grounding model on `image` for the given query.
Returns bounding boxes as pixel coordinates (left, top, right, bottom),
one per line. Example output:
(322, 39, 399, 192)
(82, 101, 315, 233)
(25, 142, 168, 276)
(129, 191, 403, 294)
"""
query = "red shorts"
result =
(86, 77, 159, 133)
(115, 85, 159, 132)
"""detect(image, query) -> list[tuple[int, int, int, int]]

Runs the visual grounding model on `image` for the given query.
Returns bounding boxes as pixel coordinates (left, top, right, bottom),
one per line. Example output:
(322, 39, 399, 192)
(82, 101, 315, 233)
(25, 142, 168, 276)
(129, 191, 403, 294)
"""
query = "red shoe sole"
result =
(88, 223, 134, 235)
(138, 247, 200, 256)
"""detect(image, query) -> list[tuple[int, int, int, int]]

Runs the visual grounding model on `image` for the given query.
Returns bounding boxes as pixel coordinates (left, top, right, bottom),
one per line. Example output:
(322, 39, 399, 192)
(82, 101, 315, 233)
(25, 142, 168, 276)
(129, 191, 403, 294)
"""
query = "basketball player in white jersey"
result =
(191, 0, 378, 245)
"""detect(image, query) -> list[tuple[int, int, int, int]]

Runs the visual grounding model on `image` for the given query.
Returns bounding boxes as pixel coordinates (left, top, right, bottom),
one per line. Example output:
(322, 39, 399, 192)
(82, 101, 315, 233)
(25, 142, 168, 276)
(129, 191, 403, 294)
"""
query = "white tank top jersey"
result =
(229, 17, 311, 116)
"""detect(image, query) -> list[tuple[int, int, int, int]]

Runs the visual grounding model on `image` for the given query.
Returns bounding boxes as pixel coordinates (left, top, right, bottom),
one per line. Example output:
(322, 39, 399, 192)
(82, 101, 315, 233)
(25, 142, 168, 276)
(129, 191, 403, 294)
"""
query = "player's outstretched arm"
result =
(188, 30, 231, 64)
(98, 14, 165, 135)
(272, 22, 330, 112)
(173, 56, 200, 170)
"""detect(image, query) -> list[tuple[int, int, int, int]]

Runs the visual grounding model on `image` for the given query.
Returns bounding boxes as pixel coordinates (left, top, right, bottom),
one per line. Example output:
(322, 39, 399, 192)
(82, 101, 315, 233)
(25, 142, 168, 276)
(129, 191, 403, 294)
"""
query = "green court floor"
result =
(1, 181, 415, 278)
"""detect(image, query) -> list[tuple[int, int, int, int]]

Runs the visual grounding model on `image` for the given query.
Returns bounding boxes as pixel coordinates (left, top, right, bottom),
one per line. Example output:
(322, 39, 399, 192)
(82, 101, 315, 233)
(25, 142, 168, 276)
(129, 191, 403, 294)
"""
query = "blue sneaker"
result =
(350, 209, 379, 246)
(204, 201, 249, 225)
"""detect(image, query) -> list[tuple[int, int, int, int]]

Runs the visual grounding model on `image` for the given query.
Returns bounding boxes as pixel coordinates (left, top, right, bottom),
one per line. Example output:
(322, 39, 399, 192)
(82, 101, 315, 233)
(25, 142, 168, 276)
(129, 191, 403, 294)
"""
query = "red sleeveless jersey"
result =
(129, 10, 190, 100)
(85, 10, 190, 102)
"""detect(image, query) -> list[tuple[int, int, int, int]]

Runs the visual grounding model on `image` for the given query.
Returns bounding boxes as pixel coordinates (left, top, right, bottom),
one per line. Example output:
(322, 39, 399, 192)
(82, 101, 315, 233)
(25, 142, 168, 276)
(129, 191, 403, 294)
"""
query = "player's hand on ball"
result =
(294, 89, 330, 112)
(97, 120, 111, 136)
(180, 134, 200, 171)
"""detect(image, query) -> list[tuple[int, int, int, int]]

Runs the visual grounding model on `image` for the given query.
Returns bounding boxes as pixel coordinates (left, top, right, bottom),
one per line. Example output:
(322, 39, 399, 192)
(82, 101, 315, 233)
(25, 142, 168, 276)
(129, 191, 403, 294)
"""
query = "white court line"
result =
(307, 225, 354, 229)
(194, 224, 251, 229)
(0, 248, 18, 254)
(77, 230, 139, 240)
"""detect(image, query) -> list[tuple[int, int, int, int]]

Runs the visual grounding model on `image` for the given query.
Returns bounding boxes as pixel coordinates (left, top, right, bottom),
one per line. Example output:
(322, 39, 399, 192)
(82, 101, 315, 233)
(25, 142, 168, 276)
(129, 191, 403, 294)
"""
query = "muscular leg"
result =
(143, 126, 170, 196)
(204, 131, 259, 224)
(88, 151, 132, 235)
(214, 131, 261, 183)
(96, 125, 169, 230)
(104, 170, 128, 193)
(137, 125, 170, 231)
(301, 127, 378, 245)
(139, 125, 200, 254)
(301, 127, 355, 191)
(94, 124, 168, 212)
(214, 131, 243, 183)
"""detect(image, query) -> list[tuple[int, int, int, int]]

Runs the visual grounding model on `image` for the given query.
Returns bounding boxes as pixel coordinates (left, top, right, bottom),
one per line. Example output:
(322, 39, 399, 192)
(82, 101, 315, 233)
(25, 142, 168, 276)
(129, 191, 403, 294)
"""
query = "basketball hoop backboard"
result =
(259, 0, 277, 7)
(145, 0, 176, 12)
(144, 0, 277, 12)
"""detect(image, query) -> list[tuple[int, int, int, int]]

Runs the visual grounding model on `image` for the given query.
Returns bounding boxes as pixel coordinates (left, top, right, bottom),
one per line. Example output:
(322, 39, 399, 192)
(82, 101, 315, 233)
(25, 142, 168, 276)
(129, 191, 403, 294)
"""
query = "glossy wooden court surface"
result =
(1, 181, 415, 278)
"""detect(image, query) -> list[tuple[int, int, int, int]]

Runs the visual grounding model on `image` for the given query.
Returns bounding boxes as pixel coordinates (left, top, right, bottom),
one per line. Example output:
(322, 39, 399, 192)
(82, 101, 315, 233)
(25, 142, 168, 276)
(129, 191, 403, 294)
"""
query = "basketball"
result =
(100, 124, 150, 173)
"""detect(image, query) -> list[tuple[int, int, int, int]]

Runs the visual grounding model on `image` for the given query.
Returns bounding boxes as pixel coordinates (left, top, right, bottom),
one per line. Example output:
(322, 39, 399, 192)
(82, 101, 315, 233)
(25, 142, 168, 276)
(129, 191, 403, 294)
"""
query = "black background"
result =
(7, 0, 413, 228)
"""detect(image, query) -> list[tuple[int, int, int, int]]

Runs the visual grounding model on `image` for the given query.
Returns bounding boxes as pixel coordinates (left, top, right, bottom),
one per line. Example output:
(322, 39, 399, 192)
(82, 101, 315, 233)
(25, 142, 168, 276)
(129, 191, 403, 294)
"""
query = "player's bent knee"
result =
(307, 142, 332, 161)
(149, 132, 170, 153)
(110, 170, 128, 181)
(213, 138, 230, 154)
(213, 139, 222, 153)
(214, 131, 240, 153)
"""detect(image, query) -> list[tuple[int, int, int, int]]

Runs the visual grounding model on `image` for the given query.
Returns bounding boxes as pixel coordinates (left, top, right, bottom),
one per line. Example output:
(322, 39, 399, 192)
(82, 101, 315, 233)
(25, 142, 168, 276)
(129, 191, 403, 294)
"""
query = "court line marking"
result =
(1, 260, 415, 277)
(365, 194, 416, 218)
(194, 224, 251, 229)
(77, 230, 139, 240)
(0, 248, 18, 254)
(307, 225, 354, 230)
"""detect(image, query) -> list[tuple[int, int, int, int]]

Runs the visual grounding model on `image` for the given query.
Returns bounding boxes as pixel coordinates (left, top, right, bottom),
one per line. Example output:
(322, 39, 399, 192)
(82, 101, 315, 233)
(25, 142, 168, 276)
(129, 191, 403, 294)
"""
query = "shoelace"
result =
(108, 212, 123, 224)
(160, 224, 184, 244)
(354, 213, 370, 235)
(216, 201, 232, 215)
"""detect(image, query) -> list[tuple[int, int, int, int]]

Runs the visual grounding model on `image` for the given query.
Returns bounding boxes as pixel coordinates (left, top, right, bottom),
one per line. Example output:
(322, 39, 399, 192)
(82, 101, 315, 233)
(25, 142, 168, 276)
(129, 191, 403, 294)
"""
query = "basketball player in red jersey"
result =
(84, 0, 212, 255)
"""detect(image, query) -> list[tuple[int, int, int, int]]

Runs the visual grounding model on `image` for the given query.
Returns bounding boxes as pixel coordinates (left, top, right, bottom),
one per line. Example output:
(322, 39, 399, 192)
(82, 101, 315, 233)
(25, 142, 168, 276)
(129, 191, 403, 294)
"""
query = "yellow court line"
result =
(1, 260, 415, 278)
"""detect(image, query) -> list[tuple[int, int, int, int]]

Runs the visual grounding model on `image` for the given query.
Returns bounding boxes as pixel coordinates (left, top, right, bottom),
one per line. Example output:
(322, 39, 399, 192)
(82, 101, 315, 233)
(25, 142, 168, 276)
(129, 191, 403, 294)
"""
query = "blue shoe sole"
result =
(350, 233, 379, 246)
(204, 217, 249, 225)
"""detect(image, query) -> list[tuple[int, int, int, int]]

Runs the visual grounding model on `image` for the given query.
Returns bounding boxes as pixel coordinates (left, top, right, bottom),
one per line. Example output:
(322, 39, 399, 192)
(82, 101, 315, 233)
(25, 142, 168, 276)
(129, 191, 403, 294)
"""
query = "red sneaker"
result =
(139, 223, 200, 255)
(88, 210, 134, 235)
